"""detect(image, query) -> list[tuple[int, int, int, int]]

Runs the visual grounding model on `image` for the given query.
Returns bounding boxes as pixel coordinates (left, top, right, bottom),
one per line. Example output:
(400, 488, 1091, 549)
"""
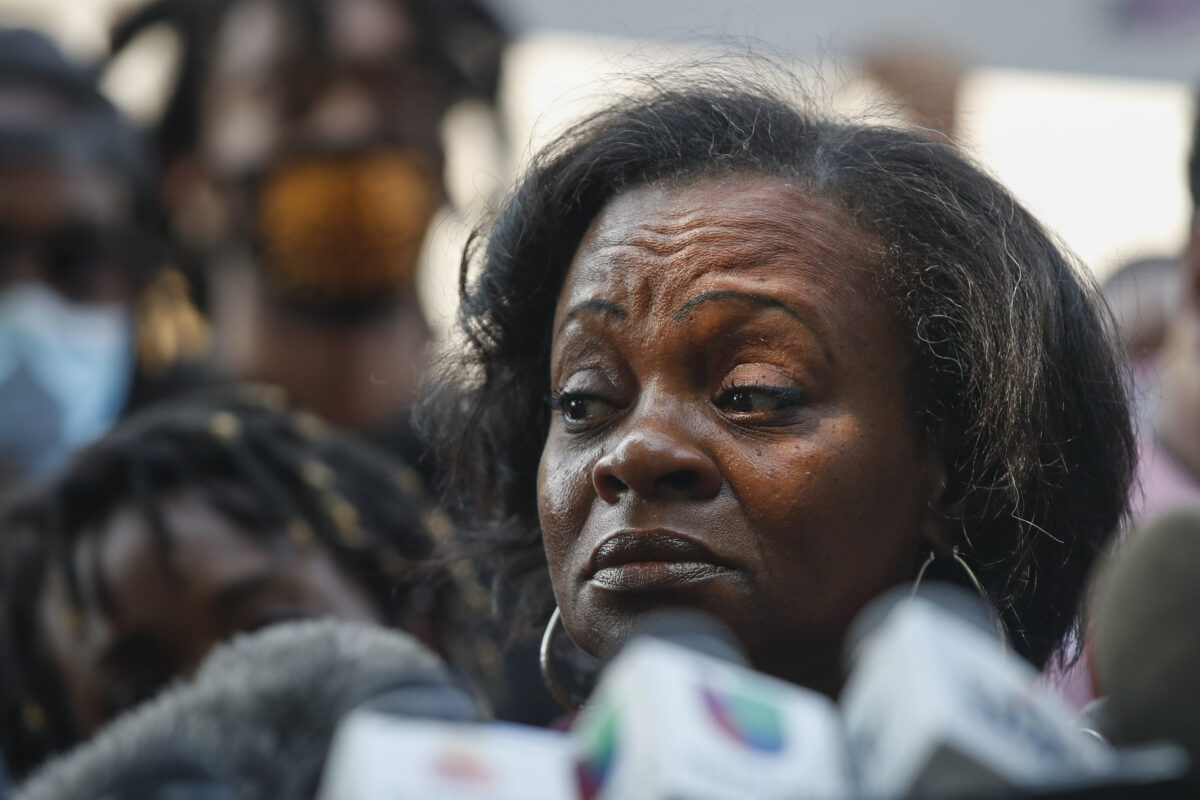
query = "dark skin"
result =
(0, 162, 137, 303)
(37, 487, 382, 734)
(538, 174, 950, 696)
(198, 0, 445, 430)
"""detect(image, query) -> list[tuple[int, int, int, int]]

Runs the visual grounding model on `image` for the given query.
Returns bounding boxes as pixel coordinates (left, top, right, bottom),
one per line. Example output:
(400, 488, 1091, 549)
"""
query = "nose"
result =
(592, 422, 722, 504)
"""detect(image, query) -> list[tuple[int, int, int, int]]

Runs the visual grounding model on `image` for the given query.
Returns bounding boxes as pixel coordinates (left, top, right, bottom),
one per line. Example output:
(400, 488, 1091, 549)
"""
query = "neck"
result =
(750, 639, 845, 699)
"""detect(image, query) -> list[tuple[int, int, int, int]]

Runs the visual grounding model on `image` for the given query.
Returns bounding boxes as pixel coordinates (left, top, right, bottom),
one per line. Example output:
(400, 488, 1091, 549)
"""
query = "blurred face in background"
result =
(195, 0, 451, 429)
(0, 160, 137, 303)
(38, 487, 383, 734)
(199, 0, 446, 279)
(202, 0, 448, 175)
(0, 86, 144, 477)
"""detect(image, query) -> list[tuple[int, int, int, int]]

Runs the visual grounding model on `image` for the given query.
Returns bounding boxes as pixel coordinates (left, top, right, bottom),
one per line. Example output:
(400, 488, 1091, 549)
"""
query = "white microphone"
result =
(569, 609, 854, 800)
(840, 583, 1116, 799)
(317, 713, 576, 800)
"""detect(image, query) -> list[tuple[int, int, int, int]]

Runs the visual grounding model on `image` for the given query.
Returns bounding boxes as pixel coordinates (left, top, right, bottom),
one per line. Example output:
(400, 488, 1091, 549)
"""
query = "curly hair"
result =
(422, 67, 1135, 673)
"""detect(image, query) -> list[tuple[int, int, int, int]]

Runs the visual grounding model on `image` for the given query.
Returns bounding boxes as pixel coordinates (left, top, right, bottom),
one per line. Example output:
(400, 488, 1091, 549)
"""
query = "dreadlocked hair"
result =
(0, 385, 456, 779)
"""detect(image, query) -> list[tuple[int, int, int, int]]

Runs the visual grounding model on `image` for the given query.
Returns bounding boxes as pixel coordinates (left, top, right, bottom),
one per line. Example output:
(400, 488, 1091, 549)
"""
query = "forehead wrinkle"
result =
(586, 200, 867, 279)
(566, 176, 884, 336)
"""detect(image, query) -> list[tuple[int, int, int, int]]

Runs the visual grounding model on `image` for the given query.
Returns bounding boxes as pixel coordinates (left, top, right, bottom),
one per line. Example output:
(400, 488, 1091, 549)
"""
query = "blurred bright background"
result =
(3, 0, 1195, 308)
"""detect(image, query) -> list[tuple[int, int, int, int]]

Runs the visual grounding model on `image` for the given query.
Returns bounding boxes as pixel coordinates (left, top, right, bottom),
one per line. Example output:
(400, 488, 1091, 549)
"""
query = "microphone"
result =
(316, 712, 576, 800)
(840, 582, 1119, 799)
(16, 619, 478, 800)
(1093, 509, 1200, 783)
(569, 608, 854, 800)
(315, 628, 577, 798)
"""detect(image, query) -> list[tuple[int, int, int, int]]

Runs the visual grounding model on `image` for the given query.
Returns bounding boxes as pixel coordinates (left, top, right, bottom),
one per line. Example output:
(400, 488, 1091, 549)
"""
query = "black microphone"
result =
(1093, 509, 1200, 784)
(15, 619, 481, 800)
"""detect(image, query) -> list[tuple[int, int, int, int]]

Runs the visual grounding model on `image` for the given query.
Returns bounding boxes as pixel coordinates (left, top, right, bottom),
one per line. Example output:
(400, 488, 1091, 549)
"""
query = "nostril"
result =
(598, 472, 628, 498)
(657, 470, 699, 493)
(591, 428, 721, 502)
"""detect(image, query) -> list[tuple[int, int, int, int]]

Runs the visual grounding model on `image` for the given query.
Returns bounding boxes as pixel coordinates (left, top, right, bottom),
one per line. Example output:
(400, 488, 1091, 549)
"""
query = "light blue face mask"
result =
(0, 283, 134, 475)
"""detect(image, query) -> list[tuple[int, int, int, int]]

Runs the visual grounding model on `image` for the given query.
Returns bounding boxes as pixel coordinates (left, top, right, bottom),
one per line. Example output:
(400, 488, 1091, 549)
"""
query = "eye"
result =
(714, 383, 807, 415)
(550, 390, 616, 427)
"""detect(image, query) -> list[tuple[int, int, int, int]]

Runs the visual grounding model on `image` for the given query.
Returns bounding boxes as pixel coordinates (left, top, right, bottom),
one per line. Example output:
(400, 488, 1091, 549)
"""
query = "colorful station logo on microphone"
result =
(433, 746, 494, 785)
(576, 702, 618, 800)
(700, 677, 786, 753)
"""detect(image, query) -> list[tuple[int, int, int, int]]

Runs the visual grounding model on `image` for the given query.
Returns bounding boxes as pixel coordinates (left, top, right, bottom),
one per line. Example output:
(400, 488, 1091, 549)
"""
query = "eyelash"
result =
(548, 389, 611, 421)
(548, 381, 806, 427)
(713, 381, 808, 413)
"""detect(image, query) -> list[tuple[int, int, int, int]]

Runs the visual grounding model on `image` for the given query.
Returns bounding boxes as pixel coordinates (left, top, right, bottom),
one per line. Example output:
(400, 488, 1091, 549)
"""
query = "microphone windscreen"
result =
(1093, 510, 1200, 765)
(16, 620, 469, 800)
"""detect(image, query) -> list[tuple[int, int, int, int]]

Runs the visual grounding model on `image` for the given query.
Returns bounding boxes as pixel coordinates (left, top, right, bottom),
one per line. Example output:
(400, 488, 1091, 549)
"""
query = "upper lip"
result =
(588, 530, 728, 575)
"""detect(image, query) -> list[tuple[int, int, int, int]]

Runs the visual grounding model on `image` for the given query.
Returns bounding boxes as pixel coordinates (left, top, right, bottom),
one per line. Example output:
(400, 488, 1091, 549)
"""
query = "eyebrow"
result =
(557, 298, 627, 334)
(672, 290, 817, 331)
(211, 570, 281, 616)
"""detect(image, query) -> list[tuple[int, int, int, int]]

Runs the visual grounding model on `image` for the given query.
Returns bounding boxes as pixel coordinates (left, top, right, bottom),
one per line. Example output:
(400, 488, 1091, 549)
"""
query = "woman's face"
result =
(537, 173, 948, 693)
(37, 487, 382, 733)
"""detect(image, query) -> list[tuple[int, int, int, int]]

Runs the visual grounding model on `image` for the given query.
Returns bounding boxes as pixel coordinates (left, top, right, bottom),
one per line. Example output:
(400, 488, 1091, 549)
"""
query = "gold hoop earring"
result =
(539, 606, 578, 712)
(912, 545, 1007, 648)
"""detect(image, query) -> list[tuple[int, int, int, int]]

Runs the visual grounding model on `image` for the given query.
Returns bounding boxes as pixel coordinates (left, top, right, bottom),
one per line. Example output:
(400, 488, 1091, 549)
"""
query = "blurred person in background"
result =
(0, 26, 210, 486)
(105, 0, 508, 478)
(1048, 91, 1200, 711)
(0, 388, 491, 781)
(103, 0, 564, 726)
(1136, 94, 1200, 521)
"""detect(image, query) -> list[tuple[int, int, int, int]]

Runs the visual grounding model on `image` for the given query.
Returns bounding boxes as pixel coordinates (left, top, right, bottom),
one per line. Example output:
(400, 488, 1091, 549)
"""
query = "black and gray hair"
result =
(422, 67, 1136, 673)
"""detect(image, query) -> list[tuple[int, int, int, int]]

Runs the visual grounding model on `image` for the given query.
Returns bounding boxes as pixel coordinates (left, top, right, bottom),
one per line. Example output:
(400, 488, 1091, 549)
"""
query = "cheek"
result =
(536, 432, 602, 588)
(729, 418, 928, 599)
(37, 576, 106, 732)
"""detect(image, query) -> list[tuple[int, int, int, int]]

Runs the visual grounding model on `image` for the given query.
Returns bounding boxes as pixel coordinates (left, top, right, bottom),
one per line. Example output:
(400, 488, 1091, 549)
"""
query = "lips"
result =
(587, 530, 734, 592)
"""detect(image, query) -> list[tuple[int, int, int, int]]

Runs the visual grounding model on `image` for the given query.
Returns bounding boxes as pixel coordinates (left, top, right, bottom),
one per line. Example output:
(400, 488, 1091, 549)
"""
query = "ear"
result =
(917, 445, 956, 557)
